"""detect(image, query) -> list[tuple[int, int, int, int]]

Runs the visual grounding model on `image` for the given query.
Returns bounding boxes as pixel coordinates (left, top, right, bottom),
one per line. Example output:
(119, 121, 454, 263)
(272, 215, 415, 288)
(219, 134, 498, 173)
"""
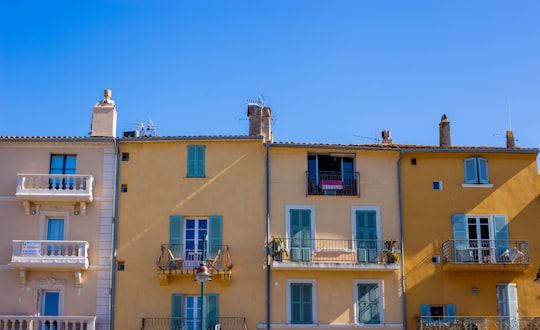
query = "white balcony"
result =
(0, 315, 96, 330)
(16, 174, 94, 215)
(10, 240, 89, 286)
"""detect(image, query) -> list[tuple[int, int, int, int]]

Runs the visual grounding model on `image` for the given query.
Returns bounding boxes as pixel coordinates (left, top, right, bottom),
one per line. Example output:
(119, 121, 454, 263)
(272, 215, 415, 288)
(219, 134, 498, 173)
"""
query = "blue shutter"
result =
(446, 304, 456, 322)
(208, 215, 222, 260)
(477, 158, 489, 183)
(452, 214, 468, 262)
(187, 145, 205, 177)
(170, 215, 184, 259)
(172, 294, 184, 330)
(464, 157, 478, 183)
(494, 215, 509, 258)
(206, 294, 219, 328)
(420, 304, 430, 319)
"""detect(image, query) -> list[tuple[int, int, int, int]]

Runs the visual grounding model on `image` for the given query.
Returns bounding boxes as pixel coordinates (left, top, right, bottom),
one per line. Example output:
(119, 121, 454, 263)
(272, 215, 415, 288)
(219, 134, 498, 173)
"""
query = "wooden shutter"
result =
(187, 145, 205, 177)
(494, 215, 509, 258)
(290, 209, 311, 262)
(464, 157, 478, 183)
(206, 294, 219, 328)
(446, 304, 456, 322)
(420, 304, 430, 319)
(170, 215, 184, 258)
(208, 215, 223, 259)
(356, 210, 378, 263)
(290, 283, 313, 324)
(172, 294, 184, 329)
(477, 158, 489, 183)
(452, 214, 468, 261)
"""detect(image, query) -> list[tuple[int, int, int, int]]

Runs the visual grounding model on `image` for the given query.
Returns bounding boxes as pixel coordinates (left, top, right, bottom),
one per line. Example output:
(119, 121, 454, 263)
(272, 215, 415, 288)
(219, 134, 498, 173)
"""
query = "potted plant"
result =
(271, 236, 288, 261)
(383, 240, 400, 263)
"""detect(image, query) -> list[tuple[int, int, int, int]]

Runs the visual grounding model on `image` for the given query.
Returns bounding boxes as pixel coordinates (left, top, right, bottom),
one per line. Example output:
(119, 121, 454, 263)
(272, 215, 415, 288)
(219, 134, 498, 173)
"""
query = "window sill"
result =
(461, 183, 494, 188)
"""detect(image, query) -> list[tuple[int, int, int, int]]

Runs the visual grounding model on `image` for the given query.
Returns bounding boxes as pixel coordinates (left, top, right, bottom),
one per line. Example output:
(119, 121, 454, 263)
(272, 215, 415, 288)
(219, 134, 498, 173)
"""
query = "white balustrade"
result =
(0, 315, 96, 330)
(16, 174, 94, 201)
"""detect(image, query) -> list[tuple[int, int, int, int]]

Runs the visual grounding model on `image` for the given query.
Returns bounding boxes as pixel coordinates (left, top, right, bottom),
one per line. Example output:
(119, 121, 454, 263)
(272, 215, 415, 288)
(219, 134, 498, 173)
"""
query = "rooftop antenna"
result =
(353, 133, 380, 144)
(507, 96, 513, 131)
(147, 118, 158, 137)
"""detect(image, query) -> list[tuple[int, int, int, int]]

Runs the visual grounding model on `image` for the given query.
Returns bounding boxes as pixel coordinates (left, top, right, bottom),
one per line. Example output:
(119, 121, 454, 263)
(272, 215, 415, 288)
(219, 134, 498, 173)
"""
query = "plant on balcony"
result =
(270, 236, 288, 262)
(383, 240, 400, 263)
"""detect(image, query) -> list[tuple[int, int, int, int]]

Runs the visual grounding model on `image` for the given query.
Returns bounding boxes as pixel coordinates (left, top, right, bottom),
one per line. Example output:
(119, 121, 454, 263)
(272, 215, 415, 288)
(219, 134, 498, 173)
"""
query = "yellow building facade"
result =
(266, 144, 404, 329)
(400, 117, 540, 329)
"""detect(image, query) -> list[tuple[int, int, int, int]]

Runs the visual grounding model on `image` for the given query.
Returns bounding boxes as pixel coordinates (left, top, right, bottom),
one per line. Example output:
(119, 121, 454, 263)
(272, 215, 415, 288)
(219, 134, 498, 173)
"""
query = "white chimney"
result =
(91, 89, 117, 137)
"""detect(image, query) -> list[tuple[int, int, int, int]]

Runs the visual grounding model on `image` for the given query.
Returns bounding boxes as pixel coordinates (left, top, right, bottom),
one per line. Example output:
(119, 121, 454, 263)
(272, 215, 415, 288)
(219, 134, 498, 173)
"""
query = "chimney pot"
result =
(439, 114, 451, 148)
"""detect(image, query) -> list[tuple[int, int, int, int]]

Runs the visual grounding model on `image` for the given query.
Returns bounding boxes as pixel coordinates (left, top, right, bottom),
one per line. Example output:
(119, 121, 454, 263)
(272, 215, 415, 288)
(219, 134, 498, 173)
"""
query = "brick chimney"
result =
(506, 130, 515, 148)
(439, 114, 451, 148)
(91, 89, 117, 137)
(247, 103, 273, 142)
(381, 130, 393, 144)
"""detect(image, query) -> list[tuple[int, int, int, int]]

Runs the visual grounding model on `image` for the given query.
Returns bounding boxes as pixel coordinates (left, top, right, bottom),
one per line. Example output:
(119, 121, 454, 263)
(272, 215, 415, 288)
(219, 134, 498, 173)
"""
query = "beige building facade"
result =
(0, 91, 118, 330)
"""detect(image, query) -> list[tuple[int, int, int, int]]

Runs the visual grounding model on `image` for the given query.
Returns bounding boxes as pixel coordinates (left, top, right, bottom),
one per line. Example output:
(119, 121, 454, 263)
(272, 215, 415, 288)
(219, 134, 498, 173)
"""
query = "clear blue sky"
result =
(1, 1, 539, 152)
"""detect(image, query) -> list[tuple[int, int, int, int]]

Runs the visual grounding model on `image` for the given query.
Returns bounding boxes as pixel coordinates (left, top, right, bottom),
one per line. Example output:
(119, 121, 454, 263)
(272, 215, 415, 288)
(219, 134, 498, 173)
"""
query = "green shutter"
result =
(172, 294, 184, 330)
(208, 215, 222, 259)
(464, 157, 478, 183)
(290, 283, 312, 324)
(170, 215, 184, 259)
(356, 210, 378, 263)
(290, 209, 311, 261)
(206, 294, 219, 328)
(187, 145, 205, 177)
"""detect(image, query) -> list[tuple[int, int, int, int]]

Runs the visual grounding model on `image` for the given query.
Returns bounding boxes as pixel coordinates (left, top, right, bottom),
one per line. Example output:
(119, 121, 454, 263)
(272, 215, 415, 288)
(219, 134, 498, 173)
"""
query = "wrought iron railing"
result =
(156, 244, 233, 272)
(0, 315, 96, 330)
(306, 171, 359, 196)
(442, 240, 530, 265)
(415, 316, 540, 329)
(141, 316, 247, 330)
(269, 238, 400, 264)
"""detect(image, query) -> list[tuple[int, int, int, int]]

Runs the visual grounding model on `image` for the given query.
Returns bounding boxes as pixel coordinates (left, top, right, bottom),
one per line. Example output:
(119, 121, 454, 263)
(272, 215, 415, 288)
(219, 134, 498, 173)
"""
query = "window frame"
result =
(353, 279, 384, 325)
(39, 210, 71, 241)
(287, 279, 317, 325)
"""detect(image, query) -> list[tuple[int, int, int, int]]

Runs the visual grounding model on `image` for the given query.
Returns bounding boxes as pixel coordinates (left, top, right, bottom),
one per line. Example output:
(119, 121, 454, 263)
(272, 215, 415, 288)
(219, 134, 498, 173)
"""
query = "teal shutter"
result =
(208, 215, 223, 260)
(446, 304, 456, 322)
(187, 145, 205, 177)
(206, 294, 219, 328)
(477, 158, 489, 183)
(420, 304, 430, 319)
(452, 214, 469, 261)
(355, 210, 378, 263)
(290, 283, 313, 324)
(290, 209, 311, 262)
(464, 157, 478, 183)
(357, 283, 380, 324)
(170, 215, 184, 259)
(494, 215, 509, 258)
(172, 294, 184, 330)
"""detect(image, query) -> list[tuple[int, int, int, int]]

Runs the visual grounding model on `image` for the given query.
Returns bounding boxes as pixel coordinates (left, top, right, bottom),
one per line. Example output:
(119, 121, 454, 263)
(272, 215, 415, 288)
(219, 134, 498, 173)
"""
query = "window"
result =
(420, 304, 456, 323)
(187, 145, 206, 177)
(352, 207, 381, 263)
(463, 157, 489, 184)
(452, 214, 508, 263)
(287, 280, 316, 324)
(355, 281, 382, 324)
(47, 218, 64, 240)
(50, 154, 77, 189)
(169, 215, 222, 269)
(121, 152, 129, 161)
(307, 153, 357, 195)
(432, 181, 443, 190)
(286, 205, 315, 262)
(172, 293, 219, 330)
(497, 283, 519, 329)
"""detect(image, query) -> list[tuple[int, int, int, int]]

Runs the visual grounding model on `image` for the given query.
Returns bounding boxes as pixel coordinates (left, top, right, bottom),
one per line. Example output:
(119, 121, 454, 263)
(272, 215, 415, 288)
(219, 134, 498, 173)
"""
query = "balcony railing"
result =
(0, 315, 96, 330)
(156, 244, 233, 278)
(16, 173, 94, 202)
(442, 239, 530, 270)
(141, 317, 247, 330)
(306, 171, 359, 196)
(11, 240, 90, 269)
(415, 316, 540, 330)
(270, 238, 400, 268)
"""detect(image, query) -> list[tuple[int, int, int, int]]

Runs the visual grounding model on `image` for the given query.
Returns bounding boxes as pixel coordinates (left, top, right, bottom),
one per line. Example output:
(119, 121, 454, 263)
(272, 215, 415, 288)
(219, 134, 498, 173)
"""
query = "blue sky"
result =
(1, 1, 539, 152)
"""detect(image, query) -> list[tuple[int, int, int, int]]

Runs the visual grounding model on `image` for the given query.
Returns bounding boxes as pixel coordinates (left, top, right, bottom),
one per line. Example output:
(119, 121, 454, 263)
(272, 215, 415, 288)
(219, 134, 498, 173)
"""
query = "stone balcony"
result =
(0, 315, 96, 330)
(16, 174, 94, 215)
(10, 240, 89, 286)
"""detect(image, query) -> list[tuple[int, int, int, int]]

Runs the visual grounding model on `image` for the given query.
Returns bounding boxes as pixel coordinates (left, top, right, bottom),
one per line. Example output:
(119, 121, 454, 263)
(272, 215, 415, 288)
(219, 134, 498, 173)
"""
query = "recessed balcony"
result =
(0, 315, 96, 330)
(269, 237, 400, 271)
(16, 174, 94, 215)
(441, 239, 530, 271)
(156, 244, 233, 285)
(306, 171, 359, 196)
(10, 240, 89, 286)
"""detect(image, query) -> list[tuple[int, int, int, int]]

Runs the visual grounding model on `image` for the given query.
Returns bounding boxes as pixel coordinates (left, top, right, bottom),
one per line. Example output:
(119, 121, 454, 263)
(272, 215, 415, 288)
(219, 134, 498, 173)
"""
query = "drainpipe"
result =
(265, 142, 271, 330)
(397, 149, 406, 330)
(109, 138, 120, 330)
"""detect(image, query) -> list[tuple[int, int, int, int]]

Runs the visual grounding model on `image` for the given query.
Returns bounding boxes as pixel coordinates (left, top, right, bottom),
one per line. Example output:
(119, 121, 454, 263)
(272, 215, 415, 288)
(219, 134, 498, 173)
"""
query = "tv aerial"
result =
(354, 133, 381, 144)
(127, 119, 158, 137)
